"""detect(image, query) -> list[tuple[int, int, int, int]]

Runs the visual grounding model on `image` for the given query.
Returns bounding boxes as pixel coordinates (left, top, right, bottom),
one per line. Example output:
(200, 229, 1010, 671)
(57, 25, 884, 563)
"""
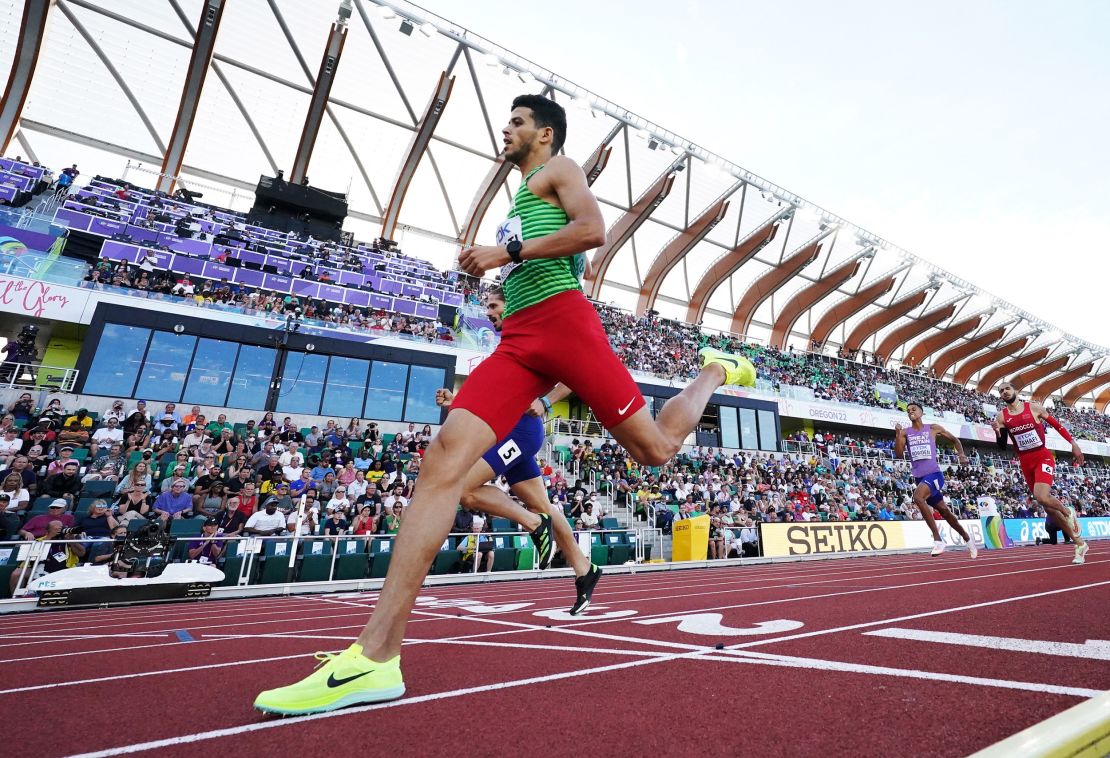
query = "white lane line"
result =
(0, 653, 313, 695)
(0, 597, 309, 633)
(0, 547, 1075, 641)
(8, 556, 1100, 666)
(555, 559, 1110, 631)
(720, 579, 1110, 651)
(414, 638, 661, 657)
(63, 602, 1104, 758)
(63, 653, 694, 758)
(699, 651, 1103, 698)
(865, 628, 1110, 661)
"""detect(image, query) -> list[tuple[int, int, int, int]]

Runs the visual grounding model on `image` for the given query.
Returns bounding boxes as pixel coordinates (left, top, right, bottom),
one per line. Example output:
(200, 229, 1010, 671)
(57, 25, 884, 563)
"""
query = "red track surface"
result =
(2, 543, 1108, 757)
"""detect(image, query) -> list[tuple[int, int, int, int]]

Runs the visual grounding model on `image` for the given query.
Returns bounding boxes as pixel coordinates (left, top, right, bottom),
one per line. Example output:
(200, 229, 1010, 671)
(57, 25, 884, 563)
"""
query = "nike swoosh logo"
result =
(617, 398, 635, 416)
(327, 671, 373, 688)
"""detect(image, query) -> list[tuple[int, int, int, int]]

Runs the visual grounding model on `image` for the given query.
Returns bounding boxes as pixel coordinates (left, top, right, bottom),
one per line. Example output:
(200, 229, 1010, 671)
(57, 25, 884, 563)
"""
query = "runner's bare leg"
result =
(355, 410, 494, 660)
(1033, 482, 1085, 547)
(608, 365, 726, 466)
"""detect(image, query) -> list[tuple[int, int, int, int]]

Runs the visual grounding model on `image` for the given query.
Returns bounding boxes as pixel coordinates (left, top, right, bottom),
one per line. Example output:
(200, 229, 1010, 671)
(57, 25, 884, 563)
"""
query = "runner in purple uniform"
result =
(894, 402, 978, 558)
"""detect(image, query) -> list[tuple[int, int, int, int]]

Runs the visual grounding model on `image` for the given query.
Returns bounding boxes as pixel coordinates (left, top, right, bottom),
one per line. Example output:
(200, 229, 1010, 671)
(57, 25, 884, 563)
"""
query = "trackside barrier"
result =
(759, 517, 1110, 558)
(0, 525, 652, 599)
(992, 516, 1110, 546)
(759, 519, 984, 558)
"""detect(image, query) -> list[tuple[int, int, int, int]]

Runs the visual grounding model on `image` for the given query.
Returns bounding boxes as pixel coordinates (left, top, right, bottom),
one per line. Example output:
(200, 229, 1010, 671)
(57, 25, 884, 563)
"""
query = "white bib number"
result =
(908, 443, 932, 461)
(497, 440, 521, 465)
(1013, 429, 1041, 451)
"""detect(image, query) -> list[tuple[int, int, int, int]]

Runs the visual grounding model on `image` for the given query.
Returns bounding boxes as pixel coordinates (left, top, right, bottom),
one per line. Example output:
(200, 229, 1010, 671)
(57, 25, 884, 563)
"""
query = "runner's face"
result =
(999, 384, 1016, 403)
(485, 298, 505, 330)
(906, 405, 921, 422)
(503, 108, 541, 164)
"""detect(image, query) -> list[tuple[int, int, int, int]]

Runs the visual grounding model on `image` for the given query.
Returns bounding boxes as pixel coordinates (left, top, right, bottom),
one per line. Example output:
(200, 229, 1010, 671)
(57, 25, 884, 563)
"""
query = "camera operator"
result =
(0, 326, 38, 383)
(108, 520, 170, 579)
(87, 524, 128, 565)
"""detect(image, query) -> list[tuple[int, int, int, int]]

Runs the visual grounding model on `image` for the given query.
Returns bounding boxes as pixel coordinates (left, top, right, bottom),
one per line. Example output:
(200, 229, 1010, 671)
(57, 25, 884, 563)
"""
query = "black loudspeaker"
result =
(437, 304, 458, 325)
(248, 175, 348, 243)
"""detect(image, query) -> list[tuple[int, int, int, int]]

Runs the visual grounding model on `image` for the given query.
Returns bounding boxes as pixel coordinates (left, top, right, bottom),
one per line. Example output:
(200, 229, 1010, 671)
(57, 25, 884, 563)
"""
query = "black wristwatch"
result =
(506, 239, 523, 264)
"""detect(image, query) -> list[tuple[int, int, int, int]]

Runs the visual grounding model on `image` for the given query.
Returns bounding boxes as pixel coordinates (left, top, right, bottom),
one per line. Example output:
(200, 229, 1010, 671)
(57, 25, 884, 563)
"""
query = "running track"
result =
(1, 543, 1107, 757)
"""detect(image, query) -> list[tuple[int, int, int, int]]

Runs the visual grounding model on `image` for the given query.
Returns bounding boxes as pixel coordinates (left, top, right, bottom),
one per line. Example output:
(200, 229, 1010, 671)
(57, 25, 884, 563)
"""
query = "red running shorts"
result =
(450, 290, 646, 440)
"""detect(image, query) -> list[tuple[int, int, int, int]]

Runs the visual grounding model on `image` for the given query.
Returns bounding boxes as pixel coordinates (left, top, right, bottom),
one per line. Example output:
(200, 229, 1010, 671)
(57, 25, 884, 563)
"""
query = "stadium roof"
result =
(3, 0, 1108, 408)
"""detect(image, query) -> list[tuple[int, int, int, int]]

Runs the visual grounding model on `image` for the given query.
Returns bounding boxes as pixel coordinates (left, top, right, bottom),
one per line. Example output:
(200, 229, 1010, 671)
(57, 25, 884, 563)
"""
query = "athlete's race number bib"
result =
(1013, 429, 1041, 451)
(909, 443, 932, 461)
(497, 439, 521, 465)
(496, 216, 524, 280)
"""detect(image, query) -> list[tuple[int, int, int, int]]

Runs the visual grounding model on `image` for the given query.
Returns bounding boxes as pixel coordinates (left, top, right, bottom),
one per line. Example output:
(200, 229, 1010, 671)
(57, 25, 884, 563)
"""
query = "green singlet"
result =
(496, 164, 586, 318)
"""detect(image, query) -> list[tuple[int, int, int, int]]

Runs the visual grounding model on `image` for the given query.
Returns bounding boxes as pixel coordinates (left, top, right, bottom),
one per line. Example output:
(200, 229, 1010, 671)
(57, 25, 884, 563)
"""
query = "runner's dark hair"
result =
(512, 94, 567, 153)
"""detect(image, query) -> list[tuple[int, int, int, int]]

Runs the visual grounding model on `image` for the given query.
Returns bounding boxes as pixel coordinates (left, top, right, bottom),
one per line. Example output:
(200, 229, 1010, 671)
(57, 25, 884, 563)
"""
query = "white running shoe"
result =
(967, 536, 978, 559)
(1073, 542, 1089, 565)
(930, 541, 946, 557)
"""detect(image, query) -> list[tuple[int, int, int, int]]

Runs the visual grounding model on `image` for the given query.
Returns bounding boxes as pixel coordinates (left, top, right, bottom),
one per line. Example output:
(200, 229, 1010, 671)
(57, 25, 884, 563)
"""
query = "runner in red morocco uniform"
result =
(992, 381, 1087, 565)
(893, 402, 977, 558)
(254, 94, 756, 715)
(433, 288, 601, 615)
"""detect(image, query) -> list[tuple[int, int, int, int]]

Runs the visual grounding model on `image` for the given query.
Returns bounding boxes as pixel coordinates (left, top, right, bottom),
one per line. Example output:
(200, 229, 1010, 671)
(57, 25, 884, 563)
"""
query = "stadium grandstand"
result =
(0, 1, 1107, 755)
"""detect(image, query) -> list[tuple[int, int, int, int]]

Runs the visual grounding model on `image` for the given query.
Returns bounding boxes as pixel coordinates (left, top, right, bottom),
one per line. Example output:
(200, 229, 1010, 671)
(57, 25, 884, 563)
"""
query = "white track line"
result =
(63, 579, 1107, 758)
(698, 651, 1102, 698)
(3, 554, 1103, 666)
(552, 558, 1110, 631)
(0, 545, 1046, 635)
(64, 652, 704, 757)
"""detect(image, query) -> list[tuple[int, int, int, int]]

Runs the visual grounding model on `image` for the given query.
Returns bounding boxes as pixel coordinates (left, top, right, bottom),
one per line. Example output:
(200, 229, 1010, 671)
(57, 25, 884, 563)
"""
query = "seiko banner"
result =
(760, 520, 983, 557)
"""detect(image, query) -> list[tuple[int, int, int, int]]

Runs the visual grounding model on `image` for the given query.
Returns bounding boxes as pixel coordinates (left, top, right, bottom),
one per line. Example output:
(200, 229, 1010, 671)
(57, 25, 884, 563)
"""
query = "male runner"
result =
(254, 94, 755, 715)
(992, 381, 1087, 564)
(893, 402, 977, 557)
(434, 288, 601, 614)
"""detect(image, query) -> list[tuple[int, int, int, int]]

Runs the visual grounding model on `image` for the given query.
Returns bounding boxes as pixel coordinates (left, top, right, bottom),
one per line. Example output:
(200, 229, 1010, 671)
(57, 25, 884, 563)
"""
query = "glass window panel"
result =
(276, 352, 328, 415)
(227, 345, 276, 410)
(738, 408, 758, 451)
(135, 331, 196, 402)
(321, 356, 370, 418)
(404, 365, 445, 424)
(83, 324, 150, 397)
(719, 406, 739, 449)
(365, 361, 407, 421)
(758, 410, 779, 452)
(182, 339, 238, 407)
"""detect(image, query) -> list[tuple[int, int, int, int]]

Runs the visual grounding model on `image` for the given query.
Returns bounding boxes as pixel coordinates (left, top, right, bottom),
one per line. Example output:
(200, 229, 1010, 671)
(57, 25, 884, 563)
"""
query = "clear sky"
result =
(431, 0, 1109, 347)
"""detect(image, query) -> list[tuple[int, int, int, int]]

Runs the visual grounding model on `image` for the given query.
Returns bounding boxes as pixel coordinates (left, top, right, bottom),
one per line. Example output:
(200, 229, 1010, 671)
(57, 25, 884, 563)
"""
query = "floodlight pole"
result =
(289, 1, 352, 185)
(0, 0, 52, 157)
(157, 0, 227, 195)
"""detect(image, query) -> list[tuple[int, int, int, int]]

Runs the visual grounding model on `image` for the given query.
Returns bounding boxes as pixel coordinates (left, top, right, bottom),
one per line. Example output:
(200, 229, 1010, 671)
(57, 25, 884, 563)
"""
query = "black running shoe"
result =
(529, 513, 554, 570)
(569, 564, 602, 615)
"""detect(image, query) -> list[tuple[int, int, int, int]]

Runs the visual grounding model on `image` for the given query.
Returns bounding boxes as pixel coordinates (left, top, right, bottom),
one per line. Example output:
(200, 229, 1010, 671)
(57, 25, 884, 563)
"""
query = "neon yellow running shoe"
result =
(698, 347, 757, 387)
(254, 644, 404, 715)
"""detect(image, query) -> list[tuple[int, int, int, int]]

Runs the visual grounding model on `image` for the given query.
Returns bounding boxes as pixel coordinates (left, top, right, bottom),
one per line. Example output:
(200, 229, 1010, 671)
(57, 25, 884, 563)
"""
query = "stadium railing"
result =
(0, 524, 651, 600)
(0, 361, 80, 392)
